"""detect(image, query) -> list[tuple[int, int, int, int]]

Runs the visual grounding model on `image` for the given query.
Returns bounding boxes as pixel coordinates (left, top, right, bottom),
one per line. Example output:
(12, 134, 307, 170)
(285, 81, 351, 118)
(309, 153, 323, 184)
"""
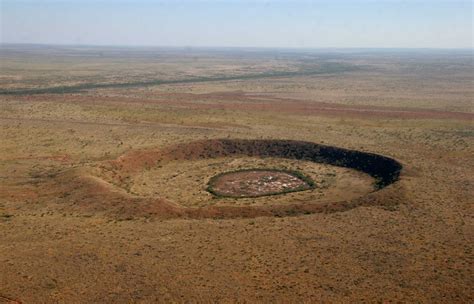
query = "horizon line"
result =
(1, 42, 473, 51)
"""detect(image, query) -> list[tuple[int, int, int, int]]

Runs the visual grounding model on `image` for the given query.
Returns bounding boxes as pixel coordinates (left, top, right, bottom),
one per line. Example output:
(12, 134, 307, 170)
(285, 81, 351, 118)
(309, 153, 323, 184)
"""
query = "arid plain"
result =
(1, 46, 473, 303)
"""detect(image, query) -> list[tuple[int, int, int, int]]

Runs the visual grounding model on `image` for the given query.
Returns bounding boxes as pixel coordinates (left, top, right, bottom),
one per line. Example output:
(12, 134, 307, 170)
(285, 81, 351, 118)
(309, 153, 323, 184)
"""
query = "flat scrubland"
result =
(0, 45, 473, 303)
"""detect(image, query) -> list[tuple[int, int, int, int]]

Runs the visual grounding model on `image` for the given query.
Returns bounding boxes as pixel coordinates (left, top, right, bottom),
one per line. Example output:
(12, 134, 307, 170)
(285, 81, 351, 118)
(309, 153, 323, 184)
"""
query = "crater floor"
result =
(127, 157, 375, 207)
(208, 169, 313, 198)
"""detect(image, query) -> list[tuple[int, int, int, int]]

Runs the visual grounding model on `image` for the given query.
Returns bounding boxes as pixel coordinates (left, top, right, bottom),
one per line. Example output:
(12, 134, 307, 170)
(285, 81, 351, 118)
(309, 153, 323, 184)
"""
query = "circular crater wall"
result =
(68, 139, 403, 219)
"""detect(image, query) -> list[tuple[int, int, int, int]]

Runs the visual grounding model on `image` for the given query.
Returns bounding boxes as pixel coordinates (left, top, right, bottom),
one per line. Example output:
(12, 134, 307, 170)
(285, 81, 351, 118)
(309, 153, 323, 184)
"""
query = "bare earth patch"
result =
(208, 169, 314, 197)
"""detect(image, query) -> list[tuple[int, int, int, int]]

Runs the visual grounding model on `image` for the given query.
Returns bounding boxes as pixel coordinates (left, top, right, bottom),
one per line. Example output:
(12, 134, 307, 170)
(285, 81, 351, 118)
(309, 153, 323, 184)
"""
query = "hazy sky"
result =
(1, 0, 473, 48)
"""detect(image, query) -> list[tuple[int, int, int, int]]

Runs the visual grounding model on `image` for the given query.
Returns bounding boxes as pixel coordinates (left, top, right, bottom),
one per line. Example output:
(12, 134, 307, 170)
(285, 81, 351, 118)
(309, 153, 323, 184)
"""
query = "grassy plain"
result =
(0, 45, 473, 303)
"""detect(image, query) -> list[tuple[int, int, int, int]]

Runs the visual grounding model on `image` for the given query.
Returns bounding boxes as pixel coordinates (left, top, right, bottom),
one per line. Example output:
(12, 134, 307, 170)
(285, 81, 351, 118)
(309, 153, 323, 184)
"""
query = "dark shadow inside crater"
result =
(175, 139, 402, 189)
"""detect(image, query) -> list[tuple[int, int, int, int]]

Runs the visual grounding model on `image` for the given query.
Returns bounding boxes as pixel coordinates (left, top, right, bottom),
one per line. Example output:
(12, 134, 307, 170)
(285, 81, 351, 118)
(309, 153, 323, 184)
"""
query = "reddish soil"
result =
(208, 170, 312, 197)
(1, 50, 472, 303)
(4, 92, 474, 121)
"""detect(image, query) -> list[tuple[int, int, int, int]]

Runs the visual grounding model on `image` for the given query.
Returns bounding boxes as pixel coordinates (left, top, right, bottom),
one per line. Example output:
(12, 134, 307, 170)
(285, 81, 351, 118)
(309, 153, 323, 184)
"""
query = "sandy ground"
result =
(1, 48, 473, 303)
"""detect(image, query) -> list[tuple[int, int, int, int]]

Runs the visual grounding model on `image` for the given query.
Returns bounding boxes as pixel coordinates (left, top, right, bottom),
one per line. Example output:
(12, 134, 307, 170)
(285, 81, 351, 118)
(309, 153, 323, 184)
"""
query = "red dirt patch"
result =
(208, 169, 313, 197)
